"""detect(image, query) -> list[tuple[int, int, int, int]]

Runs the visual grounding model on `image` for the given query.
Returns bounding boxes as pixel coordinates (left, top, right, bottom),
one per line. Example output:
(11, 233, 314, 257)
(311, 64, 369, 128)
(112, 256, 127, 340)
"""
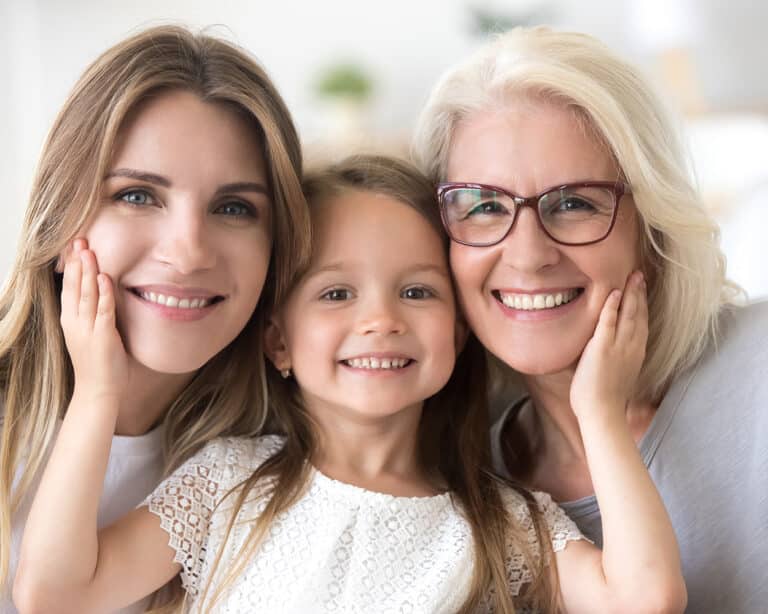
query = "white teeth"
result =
(344, 357, 410, 370)
(139, 291, 212, 309)
(500, 289, 579, 311)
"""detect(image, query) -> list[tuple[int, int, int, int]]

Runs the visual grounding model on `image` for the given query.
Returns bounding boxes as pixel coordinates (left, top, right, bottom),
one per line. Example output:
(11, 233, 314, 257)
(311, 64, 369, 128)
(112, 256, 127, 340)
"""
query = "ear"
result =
(264, 316, 291, 372)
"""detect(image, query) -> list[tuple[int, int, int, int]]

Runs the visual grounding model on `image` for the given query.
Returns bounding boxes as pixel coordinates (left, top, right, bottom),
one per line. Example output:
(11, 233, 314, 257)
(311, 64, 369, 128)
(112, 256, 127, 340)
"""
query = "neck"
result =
(523, 369, 658, 463)
(524, 369, 586, 461)
(308, 400, 437, 497)
(113, 360, 194, 436)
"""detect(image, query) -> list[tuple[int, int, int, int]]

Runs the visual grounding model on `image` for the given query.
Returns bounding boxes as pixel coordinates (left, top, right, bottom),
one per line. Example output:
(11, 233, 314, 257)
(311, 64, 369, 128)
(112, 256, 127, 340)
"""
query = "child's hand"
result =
(60, 239, 130, 405)
(570, 271, 648, 421)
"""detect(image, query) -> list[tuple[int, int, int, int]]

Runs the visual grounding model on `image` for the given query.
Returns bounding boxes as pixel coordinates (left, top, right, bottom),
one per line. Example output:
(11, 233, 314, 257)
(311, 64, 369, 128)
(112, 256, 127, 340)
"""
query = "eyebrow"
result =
(104, 168, 269, 196)
(308, 262, 450, 278)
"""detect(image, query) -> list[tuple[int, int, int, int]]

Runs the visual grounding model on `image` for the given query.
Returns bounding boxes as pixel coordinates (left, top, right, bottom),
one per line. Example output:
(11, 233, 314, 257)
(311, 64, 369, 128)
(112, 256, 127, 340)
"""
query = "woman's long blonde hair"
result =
(197, 156, 558, 613)
(0, 25, 311, 589)
(412, 26, 741, 405)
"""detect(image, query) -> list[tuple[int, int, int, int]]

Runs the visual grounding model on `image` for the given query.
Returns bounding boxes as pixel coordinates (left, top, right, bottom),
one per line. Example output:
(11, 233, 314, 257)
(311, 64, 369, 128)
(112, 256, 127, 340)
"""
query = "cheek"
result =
(81, 216, 137, 281)
(227, 231, 273, 293)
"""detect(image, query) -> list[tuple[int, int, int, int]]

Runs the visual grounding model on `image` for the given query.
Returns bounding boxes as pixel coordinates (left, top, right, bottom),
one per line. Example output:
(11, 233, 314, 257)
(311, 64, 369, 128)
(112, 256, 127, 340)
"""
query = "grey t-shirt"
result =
(491, 301, 768, 613)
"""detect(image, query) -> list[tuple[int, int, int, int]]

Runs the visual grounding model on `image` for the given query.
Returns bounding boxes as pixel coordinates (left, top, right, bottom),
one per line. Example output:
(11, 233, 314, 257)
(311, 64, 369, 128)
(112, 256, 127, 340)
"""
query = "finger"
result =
(636, 273, 649, 344)
(96, 274, 117, 328)
(61, 249, 82, 319)
(595, 289, 622, 343)
(616, 272, 641, 341)
(79, 249, 100, 323)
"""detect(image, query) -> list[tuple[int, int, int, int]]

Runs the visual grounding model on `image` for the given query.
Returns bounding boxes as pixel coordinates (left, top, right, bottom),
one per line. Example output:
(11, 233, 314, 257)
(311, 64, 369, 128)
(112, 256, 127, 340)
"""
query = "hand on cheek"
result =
(60, 238, 130, 407)
(570, 270, 648, 420)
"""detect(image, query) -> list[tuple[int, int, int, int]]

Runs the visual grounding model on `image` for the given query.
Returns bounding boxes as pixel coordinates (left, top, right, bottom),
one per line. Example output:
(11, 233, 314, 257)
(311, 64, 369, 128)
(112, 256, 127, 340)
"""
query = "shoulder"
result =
(496, 485, 586, 597)
(192, 434, 284, 468)
(691, 300, 768, 382)
(718, 300, 768, 346)
(184, 435, 284, 486)
(150, 435, 284, 506)
(498, 485, 585, 552)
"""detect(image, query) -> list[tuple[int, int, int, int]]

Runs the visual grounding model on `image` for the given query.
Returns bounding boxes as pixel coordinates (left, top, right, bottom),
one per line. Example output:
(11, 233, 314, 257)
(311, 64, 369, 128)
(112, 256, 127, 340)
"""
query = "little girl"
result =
(15, 156, 685, 613)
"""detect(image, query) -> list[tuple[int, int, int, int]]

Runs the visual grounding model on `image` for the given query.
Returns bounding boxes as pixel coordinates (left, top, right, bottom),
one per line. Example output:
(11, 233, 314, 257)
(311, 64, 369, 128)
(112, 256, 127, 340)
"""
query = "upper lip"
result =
(128, 284, 226, 299)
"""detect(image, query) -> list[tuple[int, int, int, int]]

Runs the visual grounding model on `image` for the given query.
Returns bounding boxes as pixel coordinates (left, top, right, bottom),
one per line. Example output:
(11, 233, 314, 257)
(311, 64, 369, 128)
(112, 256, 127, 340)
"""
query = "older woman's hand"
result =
(570, 270, 648, 421)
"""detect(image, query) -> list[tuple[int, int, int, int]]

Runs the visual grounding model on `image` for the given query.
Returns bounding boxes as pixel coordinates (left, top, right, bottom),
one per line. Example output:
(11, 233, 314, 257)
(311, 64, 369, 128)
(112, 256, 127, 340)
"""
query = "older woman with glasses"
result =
(414, 27, 768, 612)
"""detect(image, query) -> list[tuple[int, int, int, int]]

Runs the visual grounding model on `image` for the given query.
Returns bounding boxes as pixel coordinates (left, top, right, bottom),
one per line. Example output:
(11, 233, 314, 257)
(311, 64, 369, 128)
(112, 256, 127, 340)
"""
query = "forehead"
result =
(447, 98, 620, 194)
(309, 189, 447, 269)
(110, 89, 266, 182)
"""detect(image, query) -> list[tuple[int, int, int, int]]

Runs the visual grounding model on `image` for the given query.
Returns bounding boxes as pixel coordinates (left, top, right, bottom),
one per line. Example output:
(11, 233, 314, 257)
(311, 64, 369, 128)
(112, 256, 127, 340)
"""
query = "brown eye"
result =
(402, 286, 434, 300)
(321, 288, 352, 301)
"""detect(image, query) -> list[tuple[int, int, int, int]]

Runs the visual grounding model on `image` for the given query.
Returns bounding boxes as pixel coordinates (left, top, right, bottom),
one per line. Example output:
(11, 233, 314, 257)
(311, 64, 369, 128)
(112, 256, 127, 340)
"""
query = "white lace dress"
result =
(144, 436, 584, 613)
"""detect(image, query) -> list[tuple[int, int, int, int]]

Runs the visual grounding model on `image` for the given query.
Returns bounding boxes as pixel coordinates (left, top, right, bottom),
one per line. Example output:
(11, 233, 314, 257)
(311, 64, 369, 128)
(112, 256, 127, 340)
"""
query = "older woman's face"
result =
(446, 100, 641, 376)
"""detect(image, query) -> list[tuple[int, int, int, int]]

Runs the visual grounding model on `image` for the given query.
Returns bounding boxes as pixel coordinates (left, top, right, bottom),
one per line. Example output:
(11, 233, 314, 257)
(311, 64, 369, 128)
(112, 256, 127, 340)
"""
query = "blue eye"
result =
(321, 288, 352, 301)
(216, 201, 254, 217)
(402, 286, 434, 300)
(116, 189, 155, 206)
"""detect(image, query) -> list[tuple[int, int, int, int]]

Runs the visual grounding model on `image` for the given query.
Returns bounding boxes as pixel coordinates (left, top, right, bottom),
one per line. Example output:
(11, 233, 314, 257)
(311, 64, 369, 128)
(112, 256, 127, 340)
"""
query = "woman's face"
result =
(446, 99, 641, 376)
(82, 89, 272, 374)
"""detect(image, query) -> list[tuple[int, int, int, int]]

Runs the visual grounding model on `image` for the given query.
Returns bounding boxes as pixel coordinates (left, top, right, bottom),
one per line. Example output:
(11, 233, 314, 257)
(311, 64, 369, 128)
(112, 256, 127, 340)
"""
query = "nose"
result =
(155, 204, 217, 274)
(355, 294, 407, 336)
(498, 206, 561, 273)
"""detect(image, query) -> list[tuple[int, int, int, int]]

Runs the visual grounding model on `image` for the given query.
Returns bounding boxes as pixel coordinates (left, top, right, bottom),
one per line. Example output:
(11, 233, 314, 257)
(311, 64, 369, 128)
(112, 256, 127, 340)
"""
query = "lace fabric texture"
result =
(144, 436, 584, 613)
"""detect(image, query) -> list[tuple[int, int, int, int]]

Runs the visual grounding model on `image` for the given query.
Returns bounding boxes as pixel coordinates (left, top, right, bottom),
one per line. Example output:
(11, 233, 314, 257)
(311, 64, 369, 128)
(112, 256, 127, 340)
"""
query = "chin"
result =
(130, 349, 209, 375)
(489, 346, 582, 377)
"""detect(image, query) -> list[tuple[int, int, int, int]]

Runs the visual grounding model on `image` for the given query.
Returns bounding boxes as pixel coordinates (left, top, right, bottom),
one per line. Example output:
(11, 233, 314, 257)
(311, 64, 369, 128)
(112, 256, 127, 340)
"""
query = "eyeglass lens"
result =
(441, 185, 617, 246)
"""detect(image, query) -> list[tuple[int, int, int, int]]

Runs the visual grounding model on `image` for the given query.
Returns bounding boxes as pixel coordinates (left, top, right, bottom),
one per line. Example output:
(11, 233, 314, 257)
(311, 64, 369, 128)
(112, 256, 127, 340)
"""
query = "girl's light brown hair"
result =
(0, 24, 311, 592)
(199, 155, 557, 613)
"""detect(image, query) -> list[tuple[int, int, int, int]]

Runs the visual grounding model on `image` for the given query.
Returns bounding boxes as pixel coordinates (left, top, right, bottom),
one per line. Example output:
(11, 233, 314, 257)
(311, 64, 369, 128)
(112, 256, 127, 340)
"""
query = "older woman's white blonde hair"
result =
(412, 26, 740, 402)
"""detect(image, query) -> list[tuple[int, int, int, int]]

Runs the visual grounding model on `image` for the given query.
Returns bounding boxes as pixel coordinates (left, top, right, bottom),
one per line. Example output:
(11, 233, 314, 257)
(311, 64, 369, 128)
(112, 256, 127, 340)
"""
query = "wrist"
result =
(69, 387, 122, 414)
(574, 402, 629, 432)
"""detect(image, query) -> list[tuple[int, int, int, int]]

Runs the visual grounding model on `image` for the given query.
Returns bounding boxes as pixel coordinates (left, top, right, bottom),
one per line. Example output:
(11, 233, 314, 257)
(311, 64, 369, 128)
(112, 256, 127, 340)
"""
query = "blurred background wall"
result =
(2, 0, 767, 298)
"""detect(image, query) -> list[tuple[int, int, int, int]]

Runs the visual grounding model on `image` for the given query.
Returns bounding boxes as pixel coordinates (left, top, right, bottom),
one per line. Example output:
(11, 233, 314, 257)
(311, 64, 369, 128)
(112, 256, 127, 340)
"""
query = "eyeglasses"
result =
(436, 181, 631, 247)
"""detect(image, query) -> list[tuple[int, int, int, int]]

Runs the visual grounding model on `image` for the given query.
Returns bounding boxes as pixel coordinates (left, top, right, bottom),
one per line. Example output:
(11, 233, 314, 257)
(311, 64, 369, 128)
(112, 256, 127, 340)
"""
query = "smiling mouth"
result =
(130, 289, 225, 310)
(340, 357, 414, 370)
(493, 288, 584, 311)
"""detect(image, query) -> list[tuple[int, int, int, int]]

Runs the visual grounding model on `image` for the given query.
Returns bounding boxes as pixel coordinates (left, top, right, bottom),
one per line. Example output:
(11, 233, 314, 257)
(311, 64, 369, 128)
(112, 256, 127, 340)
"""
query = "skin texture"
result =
(446, 99, 641, 378)
(84, 89, 272, 377)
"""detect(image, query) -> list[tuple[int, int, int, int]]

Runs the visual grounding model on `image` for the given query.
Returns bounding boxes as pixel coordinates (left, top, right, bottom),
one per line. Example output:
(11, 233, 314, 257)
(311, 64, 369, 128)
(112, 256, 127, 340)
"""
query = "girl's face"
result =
(269, 190, 458, 422)
(82, 89, 272, 374)
(446, 100, 641, 376)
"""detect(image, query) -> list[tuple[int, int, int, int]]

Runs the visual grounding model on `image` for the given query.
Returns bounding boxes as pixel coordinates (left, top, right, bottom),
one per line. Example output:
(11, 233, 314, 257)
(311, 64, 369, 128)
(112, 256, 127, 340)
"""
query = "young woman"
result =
(0, 25, 310, 613)
(15, 155, 684, 613)
(413, 26, 768, 612)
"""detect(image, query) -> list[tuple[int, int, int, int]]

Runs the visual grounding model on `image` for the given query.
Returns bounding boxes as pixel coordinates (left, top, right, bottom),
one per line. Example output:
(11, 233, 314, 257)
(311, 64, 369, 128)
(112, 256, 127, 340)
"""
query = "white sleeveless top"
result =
(144, 435, 584, 613)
